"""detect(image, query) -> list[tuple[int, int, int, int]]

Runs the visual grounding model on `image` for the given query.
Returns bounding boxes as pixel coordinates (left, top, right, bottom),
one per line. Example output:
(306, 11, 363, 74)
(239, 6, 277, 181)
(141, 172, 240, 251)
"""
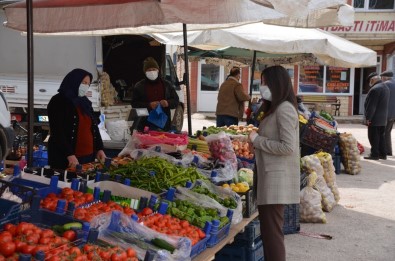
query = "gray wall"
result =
(0, 10, 98, 79)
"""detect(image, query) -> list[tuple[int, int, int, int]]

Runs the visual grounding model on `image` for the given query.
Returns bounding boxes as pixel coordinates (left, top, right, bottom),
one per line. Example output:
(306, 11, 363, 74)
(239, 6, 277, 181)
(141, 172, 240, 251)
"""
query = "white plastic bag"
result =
(106, 120, 129, 141)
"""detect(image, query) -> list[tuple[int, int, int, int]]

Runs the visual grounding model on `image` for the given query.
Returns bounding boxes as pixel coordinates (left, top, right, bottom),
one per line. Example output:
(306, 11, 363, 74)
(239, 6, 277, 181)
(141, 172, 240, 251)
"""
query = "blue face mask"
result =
(78, 83, 89, 97)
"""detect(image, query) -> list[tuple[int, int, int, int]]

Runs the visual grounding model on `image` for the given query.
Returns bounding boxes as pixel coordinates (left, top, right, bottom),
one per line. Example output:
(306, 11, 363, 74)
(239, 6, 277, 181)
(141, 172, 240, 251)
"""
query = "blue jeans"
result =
(216, 115, 238, 127)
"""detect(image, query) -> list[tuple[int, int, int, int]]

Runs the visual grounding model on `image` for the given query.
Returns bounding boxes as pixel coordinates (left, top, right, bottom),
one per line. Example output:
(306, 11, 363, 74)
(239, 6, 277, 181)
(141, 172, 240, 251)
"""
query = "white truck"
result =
(0, 9, 185, 140)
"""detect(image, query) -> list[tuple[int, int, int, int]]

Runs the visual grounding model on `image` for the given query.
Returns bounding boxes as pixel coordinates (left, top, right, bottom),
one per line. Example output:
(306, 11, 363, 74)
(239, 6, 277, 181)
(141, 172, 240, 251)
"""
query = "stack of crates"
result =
(215, 218, 264, 261)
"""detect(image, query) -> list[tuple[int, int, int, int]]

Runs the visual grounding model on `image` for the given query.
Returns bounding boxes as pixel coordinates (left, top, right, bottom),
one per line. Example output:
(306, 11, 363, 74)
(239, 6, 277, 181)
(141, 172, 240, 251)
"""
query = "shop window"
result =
(325, 67, 351, 94)
(200, 63, 220, 91)
(298, 65, 352, 95)
(298, 66, 324, 94)
(353, 0, 395, 10)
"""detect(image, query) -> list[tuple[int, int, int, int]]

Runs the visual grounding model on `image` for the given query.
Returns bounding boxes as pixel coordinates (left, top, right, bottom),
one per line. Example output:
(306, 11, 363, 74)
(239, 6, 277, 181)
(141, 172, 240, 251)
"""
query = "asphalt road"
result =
(184, 116, 395, 261)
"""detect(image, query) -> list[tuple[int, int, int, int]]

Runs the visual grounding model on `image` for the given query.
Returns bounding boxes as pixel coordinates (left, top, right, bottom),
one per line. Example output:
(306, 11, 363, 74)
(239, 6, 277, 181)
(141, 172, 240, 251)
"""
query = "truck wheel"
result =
(172, 104, 184, 132)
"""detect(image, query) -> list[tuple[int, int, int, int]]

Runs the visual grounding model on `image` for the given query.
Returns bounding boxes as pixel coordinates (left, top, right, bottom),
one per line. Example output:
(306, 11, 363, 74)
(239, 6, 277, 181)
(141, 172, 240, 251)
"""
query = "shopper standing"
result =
(131, 57, 179, 131)
(248, 66, 300, 261)
(47, 68, 106, 169)
(364, 72, 390, 160)
(380, 70, 395, 156)
(216, 67, 250, 127)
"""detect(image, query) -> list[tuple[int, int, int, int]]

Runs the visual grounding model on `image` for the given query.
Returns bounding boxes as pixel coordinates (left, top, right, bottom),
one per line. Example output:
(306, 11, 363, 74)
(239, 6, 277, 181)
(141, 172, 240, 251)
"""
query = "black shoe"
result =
(387, 153, 393, 156)
(364, 156, 379, 160)
(379, 155, 387, 160)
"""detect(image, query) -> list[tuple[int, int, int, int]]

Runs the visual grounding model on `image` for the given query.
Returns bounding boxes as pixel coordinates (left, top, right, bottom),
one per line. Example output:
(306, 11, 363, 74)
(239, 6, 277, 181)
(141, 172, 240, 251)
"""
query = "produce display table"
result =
(193, 211, 259, 261)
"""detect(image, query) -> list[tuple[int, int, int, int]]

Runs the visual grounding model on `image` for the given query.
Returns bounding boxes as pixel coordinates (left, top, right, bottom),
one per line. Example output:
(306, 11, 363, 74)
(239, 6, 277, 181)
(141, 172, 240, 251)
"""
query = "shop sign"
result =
(321, 13, 395, 34)
(298, 66, 324, 93)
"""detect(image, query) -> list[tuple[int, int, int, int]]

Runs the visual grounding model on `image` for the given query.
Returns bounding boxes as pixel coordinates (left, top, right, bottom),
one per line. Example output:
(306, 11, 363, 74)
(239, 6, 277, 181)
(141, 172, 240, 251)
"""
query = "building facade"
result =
(184, 0, 395, 117)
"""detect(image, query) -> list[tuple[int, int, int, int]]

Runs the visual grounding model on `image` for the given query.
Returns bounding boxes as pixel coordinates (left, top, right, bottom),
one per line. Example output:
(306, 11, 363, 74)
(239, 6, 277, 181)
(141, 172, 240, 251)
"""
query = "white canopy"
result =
(151, 23, 377, 68)
(3, 0, 354, 34)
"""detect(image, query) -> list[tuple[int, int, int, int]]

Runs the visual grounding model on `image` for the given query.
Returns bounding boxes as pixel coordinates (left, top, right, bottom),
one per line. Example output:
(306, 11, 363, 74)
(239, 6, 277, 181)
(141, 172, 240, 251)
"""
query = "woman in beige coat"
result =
(249, 66, 300, 261)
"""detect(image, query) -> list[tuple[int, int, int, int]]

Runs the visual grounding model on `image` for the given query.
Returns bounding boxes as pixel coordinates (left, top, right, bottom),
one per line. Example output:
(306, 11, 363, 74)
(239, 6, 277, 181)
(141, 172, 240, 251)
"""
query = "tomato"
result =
(63, 230, 76, 241)
(82, 244, 96, 253)
(68, 247, 81, 256)
(111, 251, 127, 261)
(3, 224, 15, 232)
(32, 245, 50, 256)
(62, 187, 74, 196)
(141, 207, 153, 216)
(0, 232, 12, 243)
(84, 193, 94, 202)
(0, 241, 16, 257)
(26, 234, 40, 244)
(47, 256, 61, 261)
(15, 222, 30, 235)
(126, 248, 136, 258)
(13, 239, 27, 252)
(40, 229, 55, 238)
(99, 250, 111, 260)
(23, 229, 34, 236)
(39, 237, 51, 245)
(74, 255, 88, 261)
(0, 255, 4, 261)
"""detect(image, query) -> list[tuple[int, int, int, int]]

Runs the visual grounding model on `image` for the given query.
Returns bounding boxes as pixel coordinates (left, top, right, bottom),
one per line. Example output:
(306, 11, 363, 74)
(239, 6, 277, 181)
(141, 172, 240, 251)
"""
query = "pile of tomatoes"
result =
(0, 222, 139, 261)
(73, 201, 136, 222)
(139, 212, 206, 246)
(40, 188, 95, 212)
(0, 222, 76, 260)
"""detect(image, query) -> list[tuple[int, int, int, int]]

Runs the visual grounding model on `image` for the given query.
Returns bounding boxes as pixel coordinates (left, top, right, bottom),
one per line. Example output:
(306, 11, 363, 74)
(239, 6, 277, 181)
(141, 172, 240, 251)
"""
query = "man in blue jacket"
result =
(380, 70, 395, 156)
(364, 72, 390, 160)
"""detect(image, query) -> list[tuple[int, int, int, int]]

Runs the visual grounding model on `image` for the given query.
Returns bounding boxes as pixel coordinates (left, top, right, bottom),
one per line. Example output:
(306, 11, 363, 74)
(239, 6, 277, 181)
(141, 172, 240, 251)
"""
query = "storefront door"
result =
(359, 64, 382, 115)
(197, 61, 226, 112)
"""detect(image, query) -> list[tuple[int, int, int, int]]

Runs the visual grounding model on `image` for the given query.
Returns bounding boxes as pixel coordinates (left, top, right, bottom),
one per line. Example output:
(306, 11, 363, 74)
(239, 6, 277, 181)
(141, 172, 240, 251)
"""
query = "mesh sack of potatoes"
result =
(339, 133, 361, 175)
(301, 155, 336, 212)
(300, 171, 327, 223)
(100, 72, 118, 107)
(315, 152, 340, 203)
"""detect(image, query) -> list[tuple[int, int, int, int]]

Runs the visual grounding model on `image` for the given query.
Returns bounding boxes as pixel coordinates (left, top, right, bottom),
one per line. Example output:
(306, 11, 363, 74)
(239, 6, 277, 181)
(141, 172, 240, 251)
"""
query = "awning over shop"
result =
(152, 23, 377, 68)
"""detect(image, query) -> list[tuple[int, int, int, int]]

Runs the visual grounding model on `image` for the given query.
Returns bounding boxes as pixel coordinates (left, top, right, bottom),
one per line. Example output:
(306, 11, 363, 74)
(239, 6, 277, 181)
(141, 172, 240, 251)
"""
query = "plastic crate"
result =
(206, 209, 233, 248)
(238, 189, 257, 218)
(215, 237, 264, 261)
(283, 204, 300, 235)
(235, 218, 260, 244)
(10, 176, 60, 199)
(300, 120, 338, 153)
(190, 233, 210, 258)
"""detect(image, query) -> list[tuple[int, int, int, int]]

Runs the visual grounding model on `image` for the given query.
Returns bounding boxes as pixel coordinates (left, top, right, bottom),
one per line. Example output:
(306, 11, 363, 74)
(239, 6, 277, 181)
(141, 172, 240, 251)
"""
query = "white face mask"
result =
(78, 83, 89, 97)
(259, 85, 272, 101)
(146, 70, 159, 81)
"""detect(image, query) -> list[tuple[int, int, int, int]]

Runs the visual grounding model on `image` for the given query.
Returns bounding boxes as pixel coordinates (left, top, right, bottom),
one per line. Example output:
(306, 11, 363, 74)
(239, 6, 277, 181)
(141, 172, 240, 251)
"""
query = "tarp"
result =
(151, 23, 377, 68)
(3, 0, 354, 34)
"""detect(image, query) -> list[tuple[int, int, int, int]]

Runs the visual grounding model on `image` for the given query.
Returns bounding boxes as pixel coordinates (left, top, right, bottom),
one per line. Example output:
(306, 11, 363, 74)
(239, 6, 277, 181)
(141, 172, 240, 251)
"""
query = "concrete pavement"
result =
(183, 116, 395, 261)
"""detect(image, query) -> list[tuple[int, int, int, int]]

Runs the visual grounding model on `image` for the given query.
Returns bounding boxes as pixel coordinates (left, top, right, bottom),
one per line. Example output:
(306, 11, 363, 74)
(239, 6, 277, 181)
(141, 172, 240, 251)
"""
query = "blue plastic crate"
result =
(10, 176, 60, 199)
(190, 234, 210, 258)
(0, 198, 23, 227)
(283, 204, 300, 235)
(215, 237, 264, 261)
(235, 218, 260, 244)
(207, 217, 232, 247)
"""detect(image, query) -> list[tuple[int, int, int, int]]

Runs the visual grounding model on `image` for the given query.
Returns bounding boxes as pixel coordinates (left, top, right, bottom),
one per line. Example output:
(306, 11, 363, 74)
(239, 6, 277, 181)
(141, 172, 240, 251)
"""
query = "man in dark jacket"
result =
(380, 70, 395, 156)
(131, 57, 179, 131)
(364, 72, 390, 160)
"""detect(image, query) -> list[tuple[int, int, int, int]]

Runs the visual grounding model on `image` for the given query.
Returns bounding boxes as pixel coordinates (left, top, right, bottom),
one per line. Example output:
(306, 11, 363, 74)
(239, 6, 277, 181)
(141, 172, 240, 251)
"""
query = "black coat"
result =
(131, 78, 179, 131)
(47, 93, 103, 169)
(364, 81, 390, 126)
(384, 79, 395, 121)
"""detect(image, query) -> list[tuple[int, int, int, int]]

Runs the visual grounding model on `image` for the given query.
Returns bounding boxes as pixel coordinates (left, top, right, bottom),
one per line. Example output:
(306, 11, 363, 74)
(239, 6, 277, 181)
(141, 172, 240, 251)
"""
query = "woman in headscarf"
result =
(47, 68, 106, 169)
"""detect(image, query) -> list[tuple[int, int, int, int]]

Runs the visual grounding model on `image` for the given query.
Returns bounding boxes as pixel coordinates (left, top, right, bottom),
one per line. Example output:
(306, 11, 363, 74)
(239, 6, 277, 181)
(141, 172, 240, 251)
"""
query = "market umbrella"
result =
(3, 0, 355, 34)
(2, 0, 355, 165)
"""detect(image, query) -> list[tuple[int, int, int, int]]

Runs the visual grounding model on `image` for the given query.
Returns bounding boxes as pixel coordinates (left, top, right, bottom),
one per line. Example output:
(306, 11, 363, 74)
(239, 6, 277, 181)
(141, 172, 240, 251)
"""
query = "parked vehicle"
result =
(0, 10, 185, 138)
(0, 90, 15, 160)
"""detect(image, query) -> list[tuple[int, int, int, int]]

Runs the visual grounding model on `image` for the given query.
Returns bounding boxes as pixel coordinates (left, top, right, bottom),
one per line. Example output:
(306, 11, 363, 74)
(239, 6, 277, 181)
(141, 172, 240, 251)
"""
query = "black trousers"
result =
(258, 204, 285, 261)
(385, 119, 394, 155)
(368, 126, 386, 157)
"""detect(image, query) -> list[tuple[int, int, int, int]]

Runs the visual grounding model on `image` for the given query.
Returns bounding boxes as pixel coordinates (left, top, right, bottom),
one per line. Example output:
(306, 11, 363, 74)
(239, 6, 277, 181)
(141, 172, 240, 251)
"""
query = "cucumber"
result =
(151, 238, 175, 253)
(63, 222, 82, 230)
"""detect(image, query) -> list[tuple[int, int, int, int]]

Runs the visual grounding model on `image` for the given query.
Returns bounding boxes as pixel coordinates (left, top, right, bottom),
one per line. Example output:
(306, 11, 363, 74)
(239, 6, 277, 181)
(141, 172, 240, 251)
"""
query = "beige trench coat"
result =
(253, 101, 300, 205)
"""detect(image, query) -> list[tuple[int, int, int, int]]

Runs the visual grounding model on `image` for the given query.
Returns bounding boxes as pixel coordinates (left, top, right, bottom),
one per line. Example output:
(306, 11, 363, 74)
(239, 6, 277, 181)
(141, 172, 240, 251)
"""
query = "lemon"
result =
(232, 187, 240, 192)
(222, 184, 230, 188)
